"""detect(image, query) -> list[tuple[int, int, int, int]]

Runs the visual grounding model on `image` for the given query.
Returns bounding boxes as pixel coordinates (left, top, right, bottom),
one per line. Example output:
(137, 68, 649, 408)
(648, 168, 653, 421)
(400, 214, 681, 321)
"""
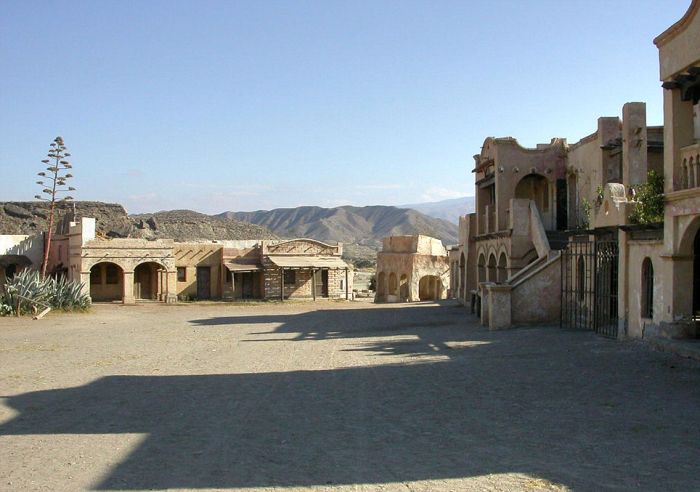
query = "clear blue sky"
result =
(0, 0, 691, 214)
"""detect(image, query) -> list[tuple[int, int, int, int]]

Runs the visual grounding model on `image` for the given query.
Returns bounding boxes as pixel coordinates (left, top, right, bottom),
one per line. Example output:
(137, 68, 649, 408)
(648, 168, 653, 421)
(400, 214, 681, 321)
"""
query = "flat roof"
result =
(267, 255, 349, 270)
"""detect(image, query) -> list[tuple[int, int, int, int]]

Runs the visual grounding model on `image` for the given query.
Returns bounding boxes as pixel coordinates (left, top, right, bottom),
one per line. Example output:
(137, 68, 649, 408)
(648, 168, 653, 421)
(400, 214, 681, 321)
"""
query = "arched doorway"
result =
(377, 271, 386, 301)
(487, 254, 497, 283)
(388, 272, 397, 297)
(399, 274, 408, 301)
(497, 253, 507, 283)
(134, 262, 165, 301)
(459, 252, 466, 299)
(515, 173, 552, 228)
(419, 275, 441, 301)
(89, 262, 124, 302)
(477, 253, 486, 284)
(694, 229, 700, 319)
(676, 217, 700, 323)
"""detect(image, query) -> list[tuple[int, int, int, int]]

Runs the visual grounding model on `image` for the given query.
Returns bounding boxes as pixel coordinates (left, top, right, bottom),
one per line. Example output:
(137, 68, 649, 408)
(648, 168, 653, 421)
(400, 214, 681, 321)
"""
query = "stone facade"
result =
(375, 235, 450, 303)
(450, 1, 700, 339)
(40, 219, 352, 304)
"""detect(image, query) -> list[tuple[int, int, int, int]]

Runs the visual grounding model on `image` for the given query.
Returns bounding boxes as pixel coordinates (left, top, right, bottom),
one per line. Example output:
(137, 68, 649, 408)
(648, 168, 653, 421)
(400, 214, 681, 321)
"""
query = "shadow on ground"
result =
(2, 303, 700, 490)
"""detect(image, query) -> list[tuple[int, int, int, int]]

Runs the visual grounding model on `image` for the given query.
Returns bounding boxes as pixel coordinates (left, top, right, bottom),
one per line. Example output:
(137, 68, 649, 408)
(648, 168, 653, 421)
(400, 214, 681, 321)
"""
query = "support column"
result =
(123, 271, 135, 305)
(165, 270, 177, 303)
(157, 269, 164, 301)
(479, 283, 490, 326)
(280, 268, 284, 301)
(80, 271, 91, 299)
(618, 229, 629, 338)
(312, 268, 316, 301)
(486, 284, 512, 330)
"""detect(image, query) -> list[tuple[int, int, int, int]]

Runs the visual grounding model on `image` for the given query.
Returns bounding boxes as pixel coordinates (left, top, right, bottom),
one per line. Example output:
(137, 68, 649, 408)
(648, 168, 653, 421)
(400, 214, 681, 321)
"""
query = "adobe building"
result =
(451, 0, 699, 341)
(41, 217, 352, 304)
(375, 235, 450, 303)
(0, 234, 44, 285)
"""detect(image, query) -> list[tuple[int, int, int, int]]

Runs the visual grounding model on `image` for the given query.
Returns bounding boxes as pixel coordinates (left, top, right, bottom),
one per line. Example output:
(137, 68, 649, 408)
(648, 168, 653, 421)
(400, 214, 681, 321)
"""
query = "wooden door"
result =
(197, 266, 211, 299)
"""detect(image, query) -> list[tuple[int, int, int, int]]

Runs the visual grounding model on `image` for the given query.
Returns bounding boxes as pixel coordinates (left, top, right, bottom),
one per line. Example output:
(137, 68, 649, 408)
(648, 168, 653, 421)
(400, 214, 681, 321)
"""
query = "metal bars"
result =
(561, 237, 595, 332)
(560, 236, 619, 339)
(594, 240, 619, 338)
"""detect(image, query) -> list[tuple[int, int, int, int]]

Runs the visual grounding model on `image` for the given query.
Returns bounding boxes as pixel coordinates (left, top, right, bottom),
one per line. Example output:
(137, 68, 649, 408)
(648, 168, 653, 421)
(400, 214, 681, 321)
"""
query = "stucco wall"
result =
(656, 1, 700, 80)
(375, 238, 449, 303)
(0, 234, 44, 268)
(174, 243, 224, 299)
(626, 240, 666, 338)
(511, 256, 561, 325)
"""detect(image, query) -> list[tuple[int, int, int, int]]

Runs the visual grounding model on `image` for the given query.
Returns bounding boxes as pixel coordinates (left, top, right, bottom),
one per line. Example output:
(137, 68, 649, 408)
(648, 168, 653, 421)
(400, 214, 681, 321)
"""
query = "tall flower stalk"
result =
(35, 136, 75, 278)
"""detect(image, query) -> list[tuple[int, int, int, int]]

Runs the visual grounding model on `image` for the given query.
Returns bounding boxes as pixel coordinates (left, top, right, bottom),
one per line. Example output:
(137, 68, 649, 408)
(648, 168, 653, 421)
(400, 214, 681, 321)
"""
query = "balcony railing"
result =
(679, 143, 700, 190)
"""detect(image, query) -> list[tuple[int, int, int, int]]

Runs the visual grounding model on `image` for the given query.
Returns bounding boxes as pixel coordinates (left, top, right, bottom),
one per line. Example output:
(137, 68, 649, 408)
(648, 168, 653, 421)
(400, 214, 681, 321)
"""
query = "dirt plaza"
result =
(1, 300, 699, 491)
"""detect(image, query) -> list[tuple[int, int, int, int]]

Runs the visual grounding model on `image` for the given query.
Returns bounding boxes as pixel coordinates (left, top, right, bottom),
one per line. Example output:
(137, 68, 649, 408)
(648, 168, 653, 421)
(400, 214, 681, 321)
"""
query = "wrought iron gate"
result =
(561, 236, 619, 338)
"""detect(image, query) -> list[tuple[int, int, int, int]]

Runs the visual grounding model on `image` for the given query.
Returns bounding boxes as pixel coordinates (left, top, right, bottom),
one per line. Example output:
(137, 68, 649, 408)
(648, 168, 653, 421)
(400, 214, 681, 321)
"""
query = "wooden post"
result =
(345, 268, 349, 300)
(312, 268, 316, 301)
(280, 268, 284, 301)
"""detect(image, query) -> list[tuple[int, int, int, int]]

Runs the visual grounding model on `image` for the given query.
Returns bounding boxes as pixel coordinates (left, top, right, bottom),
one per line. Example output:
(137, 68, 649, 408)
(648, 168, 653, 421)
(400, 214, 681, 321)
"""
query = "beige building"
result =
(375, 235, 449, 303)
(33, 217, 353, 304)
(451, 0, 699, 340)
(0, 234, 44, 285)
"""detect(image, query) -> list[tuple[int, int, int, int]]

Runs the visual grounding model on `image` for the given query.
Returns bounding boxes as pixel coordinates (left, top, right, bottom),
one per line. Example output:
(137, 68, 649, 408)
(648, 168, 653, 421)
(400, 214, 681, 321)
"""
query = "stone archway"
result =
(487, 254, 497, 283)
(399, 274, 409, 301)
(377, 271, 387, 301)
(388, 272, 398, 297)
(477, 253, 486, 284)
(89, 262, 124, 302)
(134, 261, 167, 301)
(497, 252, 507, 283)
(419, 275, 441, 301)
(459, 252, 466, 300)
(694, 228, 700, 319)
(676, 216, 700, 320)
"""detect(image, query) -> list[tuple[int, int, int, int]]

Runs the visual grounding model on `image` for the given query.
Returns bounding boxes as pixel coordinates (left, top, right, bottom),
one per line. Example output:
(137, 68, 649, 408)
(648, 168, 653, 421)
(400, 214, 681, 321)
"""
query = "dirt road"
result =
(1, 300, 699, 491)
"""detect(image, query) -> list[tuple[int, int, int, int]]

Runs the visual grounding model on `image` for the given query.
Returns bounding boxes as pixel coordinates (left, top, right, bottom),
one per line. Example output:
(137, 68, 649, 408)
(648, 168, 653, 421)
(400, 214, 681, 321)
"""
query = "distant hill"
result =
(1, 201, 457, 267)
(400, 196, 475, 224)
(220, 205, 458, 257)
(129, 210, 276, 241)
(0, 202, 275, 241)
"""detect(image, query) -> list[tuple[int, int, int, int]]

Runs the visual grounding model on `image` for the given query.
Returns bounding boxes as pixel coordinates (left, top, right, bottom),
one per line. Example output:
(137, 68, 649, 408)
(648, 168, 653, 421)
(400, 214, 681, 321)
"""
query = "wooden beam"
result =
(312, 268, 316, 301)
(345, 268, 349, 300)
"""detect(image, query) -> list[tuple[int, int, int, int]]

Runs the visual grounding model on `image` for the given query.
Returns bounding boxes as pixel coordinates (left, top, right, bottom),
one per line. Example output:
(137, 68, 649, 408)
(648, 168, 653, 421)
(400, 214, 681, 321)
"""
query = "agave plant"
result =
(46, 275, 91, 311)
(0, 269, 90, 315)
(0, 270, 50, 315)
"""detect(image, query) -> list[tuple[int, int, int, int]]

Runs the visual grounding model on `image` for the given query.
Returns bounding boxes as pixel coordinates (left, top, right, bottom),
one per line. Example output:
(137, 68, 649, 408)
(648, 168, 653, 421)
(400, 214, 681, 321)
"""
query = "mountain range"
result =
(400, 196, 475, 224)
(1, 201, 461, 266)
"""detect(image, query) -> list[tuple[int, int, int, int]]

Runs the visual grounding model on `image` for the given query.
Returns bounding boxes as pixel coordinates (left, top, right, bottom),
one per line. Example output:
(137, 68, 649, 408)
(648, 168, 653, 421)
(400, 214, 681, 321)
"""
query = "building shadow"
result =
(2, 321, 700, 489)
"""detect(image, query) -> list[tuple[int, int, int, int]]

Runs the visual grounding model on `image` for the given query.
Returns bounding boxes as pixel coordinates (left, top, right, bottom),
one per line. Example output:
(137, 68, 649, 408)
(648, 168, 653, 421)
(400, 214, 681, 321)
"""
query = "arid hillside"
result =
(222, 205, 459, 249)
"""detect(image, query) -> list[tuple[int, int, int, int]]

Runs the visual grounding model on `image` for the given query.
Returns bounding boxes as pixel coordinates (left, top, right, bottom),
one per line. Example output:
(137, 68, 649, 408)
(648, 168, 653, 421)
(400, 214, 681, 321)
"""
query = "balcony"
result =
(679, 143, 700, 190)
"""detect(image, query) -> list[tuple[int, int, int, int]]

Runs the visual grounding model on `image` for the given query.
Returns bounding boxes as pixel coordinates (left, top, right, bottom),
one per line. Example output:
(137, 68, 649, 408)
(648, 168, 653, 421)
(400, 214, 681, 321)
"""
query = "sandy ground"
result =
(0, 300, 699, 492)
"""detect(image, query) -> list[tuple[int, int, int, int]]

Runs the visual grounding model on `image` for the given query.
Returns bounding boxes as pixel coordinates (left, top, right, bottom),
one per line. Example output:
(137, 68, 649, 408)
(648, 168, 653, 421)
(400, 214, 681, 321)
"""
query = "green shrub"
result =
(630, 170, 664, 225)
(580, 198, 592, 229)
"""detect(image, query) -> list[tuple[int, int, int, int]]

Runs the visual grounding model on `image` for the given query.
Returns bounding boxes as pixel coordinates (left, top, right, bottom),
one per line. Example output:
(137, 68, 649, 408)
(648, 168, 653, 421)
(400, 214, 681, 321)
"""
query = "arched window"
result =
(641, 258, 654, 319)
(487, 254, 497, 283)
(477, 254, 486, 283)
(497, 253, 507, 283)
